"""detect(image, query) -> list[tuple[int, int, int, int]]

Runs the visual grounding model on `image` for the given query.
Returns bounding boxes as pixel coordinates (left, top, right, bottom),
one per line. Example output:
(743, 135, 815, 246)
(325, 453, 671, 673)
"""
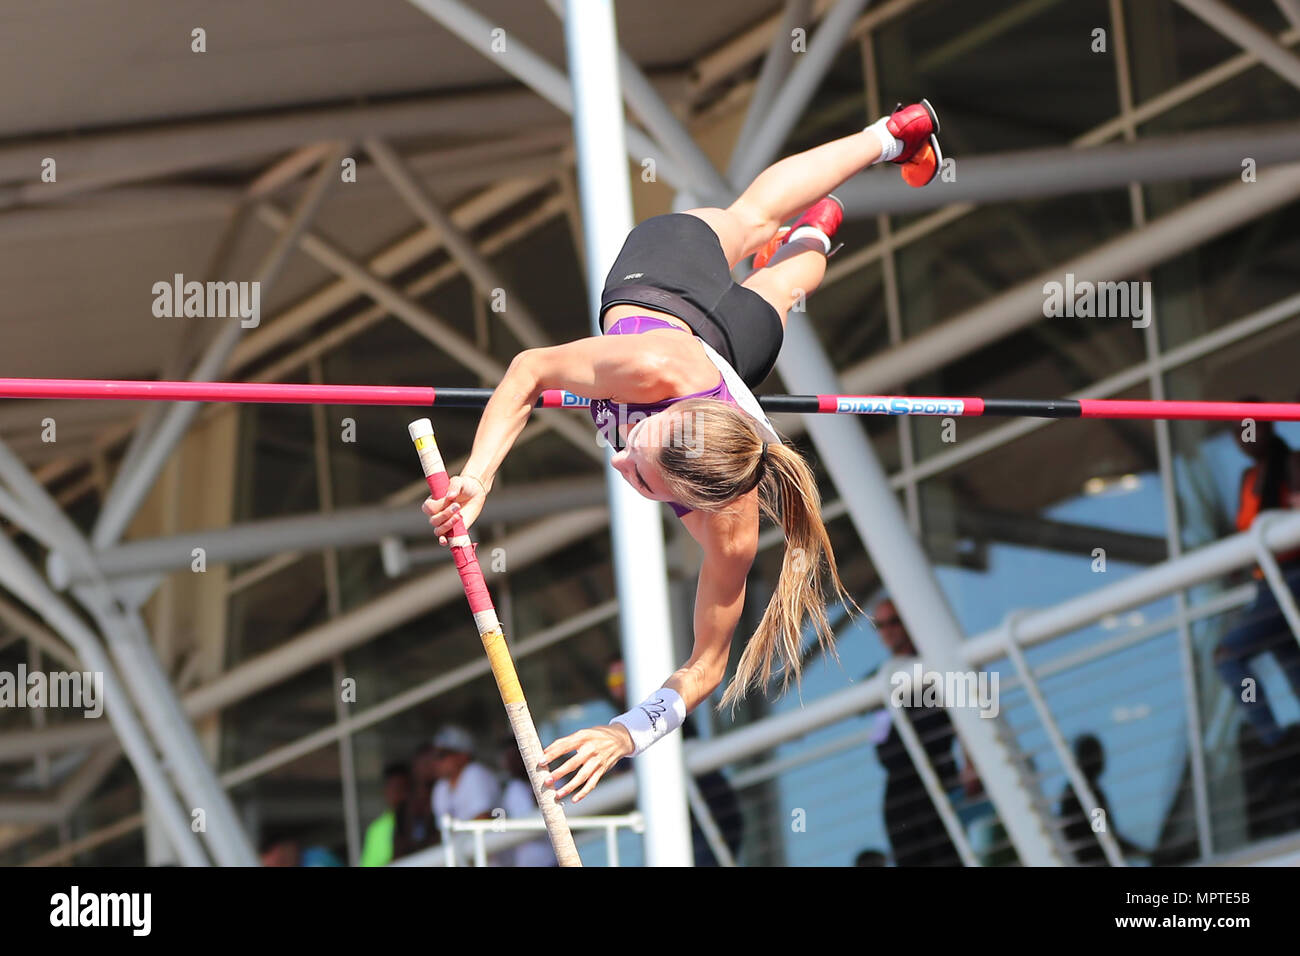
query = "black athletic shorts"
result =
(599, 213, 784, 389)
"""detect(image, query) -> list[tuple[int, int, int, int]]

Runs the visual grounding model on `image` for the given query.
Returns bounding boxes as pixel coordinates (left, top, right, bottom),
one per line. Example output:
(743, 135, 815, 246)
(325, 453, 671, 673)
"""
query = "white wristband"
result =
(611, 688, 687, 756)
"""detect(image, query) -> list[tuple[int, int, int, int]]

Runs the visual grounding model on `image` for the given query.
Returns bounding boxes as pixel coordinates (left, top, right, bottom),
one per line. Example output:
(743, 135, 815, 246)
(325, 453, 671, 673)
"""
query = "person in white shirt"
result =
(500, 745, 557, 867)
(430, 726, 499, 829)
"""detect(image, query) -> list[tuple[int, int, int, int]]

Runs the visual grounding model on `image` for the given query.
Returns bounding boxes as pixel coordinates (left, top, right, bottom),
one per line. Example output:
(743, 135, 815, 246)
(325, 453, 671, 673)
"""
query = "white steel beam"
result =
(221, 600, 620, 788)
(92, 148, 345, 551)
(11, 178, 560, 515)
(817, 27, 1300, 297)
(543, 0, 733, 203)
(0, 442, 256, 866)
(49, 477, 606, 587)
(691, 0, 832, 94)
(0, 88, 556, 193)
(20, 601, 620, 864)
(840, 164, 1300, 395)
(1173, 0, 1300, 89)
(0, 507, 613, 764)
(251, 201, 603, 463)
(729, 0, 873, 188)
(364, 138, 553, 350)
(406, 0, 689, 191)
(0, 499, 207, 863)
(728, 0, 813, 182)
(1275, 0, 1300, 29)
(246, 142, 345, 201)
(562, 0, 694, 868)
(230, 175, 549, 370)
(0, 593, 79, 669)
(0, 746, 121, 825)
(836, 122, 1300, 215)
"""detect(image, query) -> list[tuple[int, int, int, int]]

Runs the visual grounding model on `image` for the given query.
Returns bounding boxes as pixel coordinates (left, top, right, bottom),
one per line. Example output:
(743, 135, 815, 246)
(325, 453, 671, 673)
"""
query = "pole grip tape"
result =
(505, 700, 582, 867)
(481, 626, 524, 704)
(447, 528, 495, 616)
(409, 423, 495, 616)
(403, 418, 576, 866)
(411, 433, 447, 486)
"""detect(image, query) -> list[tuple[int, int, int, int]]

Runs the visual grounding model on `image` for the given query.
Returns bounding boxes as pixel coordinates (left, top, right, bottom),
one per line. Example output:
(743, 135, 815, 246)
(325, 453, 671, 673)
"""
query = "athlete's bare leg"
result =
(685, 129, 884, 268)
(739, 237, 828, 329)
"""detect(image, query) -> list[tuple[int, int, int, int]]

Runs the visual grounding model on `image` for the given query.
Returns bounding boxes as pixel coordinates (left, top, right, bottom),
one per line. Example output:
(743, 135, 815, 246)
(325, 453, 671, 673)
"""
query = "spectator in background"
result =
(1214, 404, 1300, 748)
(500, 743, 557, 867)
(867, 598, 963, 866)
(300, 845, 344, 866)
(431, 726, 499, 826)
(392, 743, 439, 860)
(1056, 734, 1144, 865)
(259, 829, 341, 866)
(259, 831, 300, 867)
(361, 761, 411, 867)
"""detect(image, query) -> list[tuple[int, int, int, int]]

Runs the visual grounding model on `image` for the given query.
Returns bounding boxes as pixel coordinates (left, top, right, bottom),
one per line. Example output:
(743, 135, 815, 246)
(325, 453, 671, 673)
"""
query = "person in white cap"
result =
(430, 726, 499, 825)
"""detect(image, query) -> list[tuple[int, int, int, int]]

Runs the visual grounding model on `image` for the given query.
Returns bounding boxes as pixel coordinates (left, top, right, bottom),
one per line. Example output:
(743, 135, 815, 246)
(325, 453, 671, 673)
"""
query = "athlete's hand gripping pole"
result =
(407, 418, 581, 867)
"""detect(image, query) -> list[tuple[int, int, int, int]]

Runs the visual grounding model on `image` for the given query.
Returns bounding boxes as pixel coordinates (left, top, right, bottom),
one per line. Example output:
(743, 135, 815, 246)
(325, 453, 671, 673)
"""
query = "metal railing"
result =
(19, 513, 1300, 865)
(423, 812, 645, 868)
(390, 511, 1300, 866)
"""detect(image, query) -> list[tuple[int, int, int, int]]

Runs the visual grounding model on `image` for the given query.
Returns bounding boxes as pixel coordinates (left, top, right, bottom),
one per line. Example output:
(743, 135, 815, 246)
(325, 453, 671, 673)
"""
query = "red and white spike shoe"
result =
(753, 195, 845, 268)
(751, 226, 790, 270)
(887, 98, 943, 187)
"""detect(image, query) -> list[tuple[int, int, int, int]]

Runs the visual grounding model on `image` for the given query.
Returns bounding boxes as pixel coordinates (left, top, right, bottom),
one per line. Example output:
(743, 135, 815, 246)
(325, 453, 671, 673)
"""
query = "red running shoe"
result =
(753, 195, 844, 268)
(886, 98, 943, 187)
(751, 226, 790, 269)
(789, 194, 845, 239)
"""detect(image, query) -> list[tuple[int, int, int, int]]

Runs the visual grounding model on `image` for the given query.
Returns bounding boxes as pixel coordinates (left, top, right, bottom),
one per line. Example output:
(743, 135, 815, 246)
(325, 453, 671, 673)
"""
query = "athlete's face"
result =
(609, 412, 675, 502)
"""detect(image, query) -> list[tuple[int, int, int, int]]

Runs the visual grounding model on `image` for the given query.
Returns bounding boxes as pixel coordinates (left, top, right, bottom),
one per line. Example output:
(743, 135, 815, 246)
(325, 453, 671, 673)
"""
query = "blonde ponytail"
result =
(654, 399, 857, 710)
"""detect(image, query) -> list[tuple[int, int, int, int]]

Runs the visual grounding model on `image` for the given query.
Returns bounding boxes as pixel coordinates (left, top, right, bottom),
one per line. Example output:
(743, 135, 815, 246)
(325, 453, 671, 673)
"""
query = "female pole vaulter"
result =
(423, 102, 944, 803)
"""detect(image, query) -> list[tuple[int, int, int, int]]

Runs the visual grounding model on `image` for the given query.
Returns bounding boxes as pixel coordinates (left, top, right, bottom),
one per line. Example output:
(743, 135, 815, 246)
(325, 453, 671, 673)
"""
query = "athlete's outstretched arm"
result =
(423, 335, 684, 541)
(540, 493, 759, 803)
(666, 495, 758, 709)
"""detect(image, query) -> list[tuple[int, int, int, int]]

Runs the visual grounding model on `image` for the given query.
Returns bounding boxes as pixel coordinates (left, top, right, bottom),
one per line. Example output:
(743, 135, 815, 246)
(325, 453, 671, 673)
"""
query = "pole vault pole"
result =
(406, 418, 582, 867)
(3, 377, 1300, 421)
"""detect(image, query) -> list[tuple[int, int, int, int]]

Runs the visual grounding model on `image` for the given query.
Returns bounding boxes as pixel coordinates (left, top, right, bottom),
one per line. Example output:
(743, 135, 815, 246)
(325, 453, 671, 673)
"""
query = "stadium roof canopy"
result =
(0, 0, 799, 463)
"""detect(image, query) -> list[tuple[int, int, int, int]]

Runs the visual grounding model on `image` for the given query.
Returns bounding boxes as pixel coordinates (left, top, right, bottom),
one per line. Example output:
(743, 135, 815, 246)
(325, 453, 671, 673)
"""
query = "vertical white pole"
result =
(563, 0, 694, 866)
